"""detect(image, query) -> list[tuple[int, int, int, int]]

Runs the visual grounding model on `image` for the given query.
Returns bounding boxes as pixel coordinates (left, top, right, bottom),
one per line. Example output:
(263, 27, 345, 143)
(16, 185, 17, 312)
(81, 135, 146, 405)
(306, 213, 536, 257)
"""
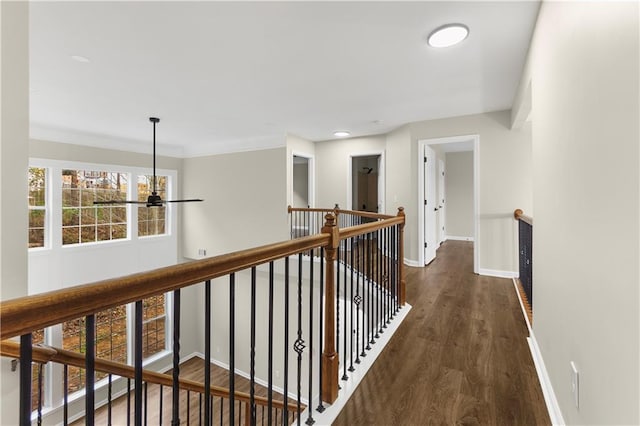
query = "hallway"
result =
(334, 241, 550, 425)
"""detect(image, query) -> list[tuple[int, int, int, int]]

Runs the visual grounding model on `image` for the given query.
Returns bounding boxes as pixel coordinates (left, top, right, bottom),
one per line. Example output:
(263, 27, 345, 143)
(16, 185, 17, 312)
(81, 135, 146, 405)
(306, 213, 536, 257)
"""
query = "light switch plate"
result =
(570, 361, 579, 409)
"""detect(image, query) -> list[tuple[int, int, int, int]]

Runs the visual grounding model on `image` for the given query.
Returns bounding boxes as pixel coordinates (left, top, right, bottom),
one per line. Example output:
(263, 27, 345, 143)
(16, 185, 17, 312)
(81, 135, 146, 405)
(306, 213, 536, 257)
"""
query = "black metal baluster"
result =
(199, 393, 202, 426)
(283, 257, 290, 423)
(269, 262, 275, 426)
(135, 301, 143, 426)
(187, 390, 191, 425)
(172, 288, 181, 426)
(63, 364, 69, 426)
(229, 273, 236, 425)
(19, 333, 31, 426)
(37, 363, 43, 426)
(127, 385, 135, 424)
(355, 237, 362, 363)
(220, 397, 224, 426)
(316, 247, 325, 413)
(108, 374, 113, 426)
(250, 267, 257, 425)
(376, 229, 380, 336)
(86, 314, 95, 426)
(362, 232, 369, 356)
(342, 237, 348, 381)
(336, 242, 340, 375)
(144, 382, 148, 426)
(366, 232, 373, 351)
(348, 236, 355, 373)
(306, 250, 314, 425)
(159, 385, 163, 426)
(385, 226, 391, 326)
(294, 253, 305, 425)
(205, 280, 212, 426)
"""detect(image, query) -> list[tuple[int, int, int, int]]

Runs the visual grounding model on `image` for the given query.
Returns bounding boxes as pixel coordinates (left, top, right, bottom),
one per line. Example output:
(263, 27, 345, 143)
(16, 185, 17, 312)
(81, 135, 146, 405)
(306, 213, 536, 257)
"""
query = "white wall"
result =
(292, 160, 309, 207)
(445, 151, 474, 238)
(182, 147, 288, 259)
(529, 2, 639, 424)
(315, 135, 386, 210)
(0, 2, 29, 424)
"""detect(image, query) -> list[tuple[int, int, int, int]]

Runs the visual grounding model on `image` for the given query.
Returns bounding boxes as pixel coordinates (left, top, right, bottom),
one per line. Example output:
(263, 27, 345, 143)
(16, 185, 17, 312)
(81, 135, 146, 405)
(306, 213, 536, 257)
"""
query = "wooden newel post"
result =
(321, 213, 340, 404)
(397, 207, 406, 306)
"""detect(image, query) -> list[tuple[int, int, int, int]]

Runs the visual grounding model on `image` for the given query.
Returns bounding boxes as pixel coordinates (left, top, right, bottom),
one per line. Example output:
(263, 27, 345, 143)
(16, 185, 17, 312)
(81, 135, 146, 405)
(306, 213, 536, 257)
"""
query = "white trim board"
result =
(445, 235, 474, 242)
(528, 333, 566, 425)
(404, 258, 422, 268)
(478, 268, 518, 279)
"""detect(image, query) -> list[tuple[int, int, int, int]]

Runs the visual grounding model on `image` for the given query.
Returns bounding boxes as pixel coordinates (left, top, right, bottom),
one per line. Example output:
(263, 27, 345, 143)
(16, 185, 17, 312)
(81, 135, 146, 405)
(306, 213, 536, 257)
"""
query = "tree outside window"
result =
(138, 175, 167, 237)
(62, 170, 128, 245)
(28, 167, 46, 248)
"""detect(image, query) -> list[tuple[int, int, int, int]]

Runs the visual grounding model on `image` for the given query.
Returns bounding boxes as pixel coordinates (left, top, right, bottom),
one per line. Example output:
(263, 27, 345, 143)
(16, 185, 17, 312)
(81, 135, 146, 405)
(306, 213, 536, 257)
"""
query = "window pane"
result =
(62, 306, 128, 395)
(142, 294, 167, 358)
(62, 226, 80, 245)
(62, 170, 128, 245)
(28, 167, 46, 248)
(29, 210, 45, 248)
(138, 175, 167, 237)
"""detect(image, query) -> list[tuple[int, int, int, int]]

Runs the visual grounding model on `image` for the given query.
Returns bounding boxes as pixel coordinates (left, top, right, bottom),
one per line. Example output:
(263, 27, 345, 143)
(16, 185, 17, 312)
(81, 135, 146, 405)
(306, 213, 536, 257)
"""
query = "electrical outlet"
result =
(570, 361, 579, 409)
(198, 248, 207, 257)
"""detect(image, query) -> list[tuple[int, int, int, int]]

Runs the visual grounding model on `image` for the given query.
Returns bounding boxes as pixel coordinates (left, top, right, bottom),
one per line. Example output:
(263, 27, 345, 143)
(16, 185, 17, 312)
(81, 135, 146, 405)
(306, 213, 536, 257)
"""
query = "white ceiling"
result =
(29, 1, 539, 157)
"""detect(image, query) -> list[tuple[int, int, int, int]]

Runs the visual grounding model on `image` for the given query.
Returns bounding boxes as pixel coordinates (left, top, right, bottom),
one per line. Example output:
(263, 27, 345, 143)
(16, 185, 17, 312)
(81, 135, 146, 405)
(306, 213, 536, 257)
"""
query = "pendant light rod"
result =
(149, 117, 160, 195)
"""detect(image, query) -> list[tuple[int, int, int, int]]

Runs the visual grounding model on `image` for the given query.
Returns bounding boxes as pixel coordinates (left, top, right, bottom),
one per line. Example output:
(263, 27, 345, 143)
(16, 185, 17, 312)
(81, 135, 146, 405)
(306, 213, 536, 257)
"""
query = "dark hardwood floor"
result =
(333, 240, 550, 426)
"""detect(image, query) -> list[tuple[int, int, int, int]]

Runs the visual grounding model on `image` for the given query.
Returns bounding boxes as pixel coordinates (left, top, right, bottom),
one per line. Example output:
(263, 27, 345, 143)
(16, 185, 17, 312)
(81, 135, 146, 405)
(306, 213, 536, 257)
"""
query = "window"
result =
(28, 167, 46, 248)
(62, 170, 128, 245)
(137, 175, 167, 237)
(61, 297, 166, 395)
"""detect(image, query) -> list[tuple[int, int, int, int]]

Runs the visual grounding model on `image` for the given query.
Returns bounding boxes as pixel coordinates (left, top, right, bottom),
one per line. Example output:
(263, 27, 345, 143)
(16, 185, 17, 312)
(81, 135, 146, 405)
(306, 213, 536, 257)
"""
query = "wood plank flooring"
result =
(333, 240, 550, 425)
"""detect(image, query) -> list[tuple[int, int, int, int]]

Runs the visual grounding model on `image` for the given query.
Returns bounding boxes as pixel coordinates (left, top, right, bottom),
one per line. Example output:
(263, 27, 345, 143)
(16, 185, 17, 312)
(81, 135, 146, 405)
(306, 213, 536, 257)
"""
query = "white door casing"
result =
(424, 145, 437, 264)
(438, 159, 445, 244)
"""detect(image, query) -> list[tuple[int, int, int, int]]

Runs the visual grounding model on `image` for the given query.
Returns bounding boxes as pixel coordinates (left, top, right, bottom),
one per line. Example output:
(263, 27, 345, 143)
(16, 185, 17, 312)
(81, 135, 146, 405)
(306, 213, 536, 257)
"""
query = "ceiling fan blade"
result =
(165, 199, 204, 203)
(93, 200, 147, 205)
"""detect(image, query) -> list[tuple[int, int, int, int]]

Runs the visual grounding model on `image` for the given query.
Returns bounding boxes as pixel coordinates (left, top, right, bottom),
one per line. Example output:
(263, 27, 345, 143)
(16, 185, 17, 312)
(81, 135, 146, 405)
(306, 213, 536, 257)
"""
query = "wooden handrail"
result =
(288, 205, 395, 220)
(514, 209, 533, 226)
(0, 234, 328, 341)
(338, 215, 404, 240)
(0, 340, 298, 412)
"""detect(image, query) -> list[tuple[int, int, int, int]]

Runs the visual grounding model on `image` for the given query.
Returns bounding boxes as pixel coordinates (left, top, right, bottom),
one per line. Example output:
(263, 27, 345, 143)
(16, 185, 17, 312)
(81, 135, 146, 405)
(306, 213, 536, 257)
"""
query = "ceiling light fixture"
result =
(427, 24, 469, 48)
(71, 55, 91, 63)
(334, 131, 350, 137)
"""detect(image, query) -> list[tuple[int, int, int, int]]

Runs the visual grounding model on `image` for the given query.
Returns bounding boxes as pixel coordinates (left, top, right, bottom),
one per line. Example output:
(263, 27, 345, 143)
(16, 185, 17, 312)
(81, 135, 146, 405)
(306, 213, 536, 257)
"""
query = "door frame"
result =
(347, 151, 385, 213)
(417, 135, 479, 274)
(290, 151, 315, 208)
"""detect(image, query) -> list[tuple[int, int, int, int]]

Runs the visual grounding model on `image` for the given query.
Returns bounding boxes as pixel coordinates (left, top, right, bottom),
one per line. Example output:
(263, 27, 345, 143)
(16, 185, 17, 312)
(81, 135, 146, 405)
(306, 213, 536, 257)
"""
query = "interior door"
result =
(438, 158, 445, 245)
(424, 145, 437, 264)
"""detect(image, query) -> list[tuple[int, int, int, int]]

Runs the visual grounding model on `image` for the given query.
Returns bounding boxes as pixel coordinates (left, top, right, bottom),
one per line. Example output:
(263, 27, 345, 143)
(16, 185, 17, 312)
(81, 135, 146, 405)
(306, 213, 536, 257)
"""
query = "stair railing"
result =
(514, 209, 533, 316)
(1, 206, 405, 426)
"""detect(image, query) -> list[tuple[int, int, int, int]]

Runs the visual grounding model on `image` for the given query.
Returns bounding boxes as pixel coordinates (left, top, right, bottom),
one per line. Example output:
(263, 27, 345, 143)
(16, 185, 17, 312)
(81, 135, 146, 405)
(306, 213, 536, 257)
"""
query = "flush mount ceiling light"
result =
(71, 55, 91, 63)
(334, 131, 350, 137)
(427, 24, 469, 48)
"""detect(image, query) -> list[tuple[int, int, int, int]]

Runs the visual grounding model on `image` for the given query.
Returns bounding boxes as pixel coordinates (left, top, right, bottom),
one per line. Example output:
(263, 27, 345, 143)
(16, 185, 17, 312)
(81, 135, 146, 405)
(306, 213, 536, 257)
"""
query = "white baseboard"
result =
(478, 268, 518, 278)
(445, 235, 474, 242)
(404, 258, 421, 267)
(528, 333, 566, 426)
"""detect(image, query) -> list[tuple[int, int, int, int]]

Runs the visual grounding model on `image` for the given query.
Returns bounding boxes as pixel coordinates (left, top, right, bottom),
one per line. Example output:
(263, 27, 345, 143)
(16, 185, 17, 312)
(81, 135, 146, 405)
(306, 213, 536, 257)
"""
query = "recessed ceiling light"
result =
(71, 55, 91, 63)
(334, 131, 350, 137)
(427, 24, 469, 48)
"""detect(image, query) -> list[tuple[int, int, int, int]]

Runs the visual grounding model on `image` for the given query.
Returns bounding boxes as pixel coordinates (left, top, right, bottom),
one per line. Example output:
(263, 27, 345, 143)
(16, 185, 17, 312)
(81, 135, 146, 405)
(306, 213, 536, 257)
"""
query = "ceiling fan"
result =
(94, 117, 203, 207)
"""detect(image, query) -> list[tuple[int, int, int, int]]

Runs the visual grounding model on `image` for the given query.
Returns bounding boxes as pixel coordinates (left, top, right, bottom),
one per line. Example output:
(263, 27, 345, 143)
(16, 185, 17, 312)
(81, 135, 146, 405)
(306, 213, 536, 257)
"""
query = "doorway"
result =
(350, 154, 383, 213)
(418, 136, 479, 273)
(292, 154, 314, 208)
